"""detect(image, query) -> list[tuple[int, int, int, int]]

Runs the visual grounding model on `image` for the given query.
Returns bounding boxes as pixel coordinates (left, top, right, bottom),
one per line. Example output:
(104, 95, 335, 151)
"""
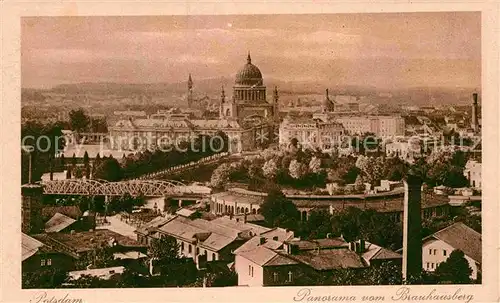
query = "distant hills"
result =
(39, 77, 479, 106)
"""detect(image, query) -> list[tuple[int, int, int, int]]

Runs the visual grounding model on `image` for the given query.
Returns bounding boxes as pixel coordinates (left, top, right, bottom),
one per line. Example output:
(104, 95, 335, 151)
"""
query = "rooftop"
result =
(22, 233, 44, 261)
(44, 213, 77, 233)
(424, 222, 481, 263)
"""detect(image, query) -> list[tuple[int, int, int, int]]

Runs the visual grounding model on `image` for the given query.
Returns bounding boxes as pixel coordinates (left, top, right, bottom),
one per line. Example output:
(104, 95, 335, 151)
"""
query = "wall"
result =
(22, 252, 75, 273)
(235, 255, 264, 286)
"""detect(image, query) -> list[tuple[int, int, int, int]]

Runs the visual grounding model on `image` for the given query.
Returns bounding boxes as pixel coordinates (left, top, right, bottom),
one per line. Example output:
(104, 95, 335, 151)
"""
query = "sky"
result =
(21, 13, 481, 89)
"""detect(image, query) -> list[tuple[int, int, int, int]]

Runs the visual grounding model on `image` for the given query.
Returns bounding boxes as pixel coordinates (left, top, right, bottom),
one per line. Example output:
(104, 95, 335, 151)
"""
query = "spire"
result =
(221, 85, 226, 103)
(247, 52, 251, 64)
(273, 86, 279, 101)
(188, 73, 193, 89)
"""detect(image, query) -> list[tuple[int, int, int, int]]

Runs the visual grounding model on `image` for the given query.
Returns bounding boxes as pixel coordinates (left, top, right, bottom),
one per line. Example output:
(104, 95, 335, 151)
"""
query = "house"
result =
(464, 160, 481, 189)
(42, 206, 82, 222)
(234, 237, 401, 287)
(22, 233, 76, 273)
(143, 214, 271, 267)
(422, 222, 481, 280)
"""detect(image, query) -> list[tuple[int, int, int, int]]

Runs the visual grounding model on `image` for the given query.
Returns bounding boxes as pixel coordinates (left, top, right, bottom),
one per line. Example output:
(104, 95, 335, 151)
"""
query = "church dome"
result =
(235, 53, 263, 86)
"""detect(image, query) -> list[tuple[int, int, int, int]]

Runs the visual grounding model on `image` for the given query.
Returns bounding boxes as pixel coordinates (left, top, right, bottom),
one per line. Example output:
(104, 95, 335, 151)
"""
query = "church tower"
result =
(220, 85, 237, 119)
(187, 73, 194, 108)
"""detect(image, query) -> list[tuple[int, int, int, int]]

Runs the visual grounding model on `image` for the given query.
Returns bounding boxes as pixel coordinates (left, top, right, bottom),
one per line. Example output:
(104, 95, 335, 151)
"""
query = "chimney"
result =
(471, 93, 479, 132)
(359, 239, 366, 253)
(402, 171, 423, 281)
(349, 242, 355, 251)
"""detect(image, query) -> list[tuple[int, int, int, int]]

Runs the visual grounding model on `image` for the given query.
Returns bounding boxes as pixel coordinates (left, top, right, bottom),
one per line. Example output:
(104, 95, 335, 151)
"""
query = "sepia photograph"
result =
(14, 10, 489, 293)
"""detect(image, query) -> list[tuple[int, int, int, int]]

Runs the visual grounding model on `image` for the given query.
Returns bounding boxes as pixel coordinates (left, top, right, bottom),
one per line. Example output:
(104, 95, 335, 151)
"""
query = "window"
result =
(181, 242, 184, 251)
(47, 259, 52, 266)
(433, 249, 437, 255)
(249, 265, 251, 276)
(431, 263, 434, 269)
(443, 250, 447, 256)
(273, 272, 278, 282)
(428, 249, 432, 255)
(189, 245, 192, 254)
(196, 248, 200, 255)
(426, 262, 430, 269)
(288, 271, 293, 282)
(251, 266, 254, 277)
(40, 259, 45, 266)
(212, 253, 216, 261)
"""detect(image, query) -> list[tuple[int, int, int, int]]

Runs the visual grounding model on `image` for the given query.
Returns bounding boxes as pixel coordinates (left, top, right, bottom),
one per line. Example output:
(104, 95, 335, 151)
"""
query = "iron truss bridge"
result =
(39, 179, 202, 197)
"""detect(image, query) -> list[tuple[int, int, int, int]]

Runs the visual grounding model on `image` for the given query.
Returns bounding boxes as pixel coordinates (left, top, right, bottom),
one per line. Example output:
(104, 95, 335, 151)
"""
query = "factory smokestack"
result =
(402, 170, 423, 281)
(471, 93, 479, 132)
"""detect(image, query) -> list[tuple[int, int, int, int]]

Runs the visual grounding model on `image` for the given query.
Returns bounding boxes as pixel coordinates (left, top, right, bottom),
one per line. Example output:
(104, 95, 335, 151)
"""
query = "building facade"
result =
(279, 117, 345, 150)
(464, 159, 481, 189)
(422, 222, 481, 280)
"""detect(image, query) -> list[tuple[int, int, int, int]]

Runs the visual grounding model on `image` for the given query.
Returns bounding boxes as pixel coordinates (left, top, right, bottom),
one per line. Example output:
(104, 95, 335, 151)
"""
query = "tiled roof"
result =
(362, 242, 401, 262)
(22, 233, 44, 261)
(237, 246, 280, 266)
(45, 213, 77, 233)
(158, 216, 271, 251)
(42, 206, 82, 221)
(134, 216, 169, 235)
(265, 254, 300, 266)
(288, 248, 366, 270)
(285, 238, 346, 250)
(425, 222, 481, 263)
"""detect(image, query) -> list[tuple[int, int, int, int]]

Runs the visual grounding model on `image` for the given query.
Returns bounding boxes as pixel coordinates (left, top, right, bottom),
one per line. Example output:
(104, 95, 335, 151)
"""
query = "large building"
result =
(278, 116, 345, 150)
(108, 53, 279, 153)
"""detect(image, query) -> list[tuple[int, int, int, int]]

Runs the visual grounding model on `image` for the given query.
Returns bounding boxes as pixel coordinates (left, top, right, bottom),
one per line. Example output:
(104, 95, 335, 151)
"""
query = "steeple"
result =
(188, 73, 193, 89)
(221, 85, 226, 103)
(247, 52, 251, 64)
(187, 74, 193, 108)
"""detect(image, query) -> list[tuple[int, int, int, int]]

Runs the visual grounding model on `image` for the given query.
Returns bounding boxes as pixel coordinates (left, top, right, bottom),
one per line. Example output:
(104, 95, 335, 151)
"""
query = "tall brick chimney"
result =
(471, 93, 479, 132)
(402, 171, 423, 281)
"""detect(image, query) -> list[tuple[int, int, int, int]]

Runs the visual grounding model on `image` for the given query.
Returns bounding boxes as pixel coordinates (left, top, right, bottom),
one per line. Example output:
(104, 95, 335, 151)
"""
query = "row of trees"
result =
(210, 147, 409, 191)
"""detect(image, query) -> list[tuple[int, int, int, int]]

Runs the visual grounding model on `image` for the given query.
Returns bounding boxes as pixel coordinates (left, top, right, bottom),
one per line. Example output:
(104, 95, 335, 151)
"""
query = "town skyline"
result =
(22, 12, 480, 90)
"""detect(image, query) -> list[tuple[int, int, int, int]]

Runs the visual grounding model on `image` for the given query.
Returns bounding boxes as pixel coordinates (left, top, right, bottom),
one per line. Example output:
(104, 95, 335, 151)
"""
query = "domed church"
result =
(220, 52, 278, 128)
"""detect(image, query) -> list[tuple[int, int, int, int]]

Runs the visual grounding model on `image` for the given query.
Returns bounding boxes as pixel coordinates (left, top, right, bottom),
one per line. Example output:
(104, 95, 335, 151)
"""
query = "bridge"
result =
(39, 179, 210, 197)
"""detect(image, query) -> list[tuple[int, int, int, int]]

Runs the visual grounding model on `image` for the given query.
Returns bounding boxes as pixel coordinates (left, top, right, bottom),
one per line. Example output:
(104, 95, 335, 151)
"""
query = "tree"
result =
(92, 157, 123, 181)
(210, 163, 232, 188)
(289, 159, 306, 180)
(83, 151, 89, 165)
(308, 156, 322, 174)
(69, 108, 90, 132)
(23, 268, 68, 289)
(149, 236, 180, 267)
(260, 188, 300, 229)
(354, 174, 365, 192)
(76, 246, 115, 270)
(262, 158, 278, 179)
(434, 249, 472, 284)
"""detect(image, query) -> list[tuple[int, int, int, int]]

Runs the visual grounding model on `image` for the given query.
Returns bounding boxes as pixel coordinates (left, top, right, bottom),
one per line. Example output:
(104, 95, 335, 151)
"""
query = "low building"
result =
(464, 160, 481, 189)
(44, 213, 77, 233)
(422, 222, 481, 280)
(210, 188, 267, 216)
(141, 213, 271, 267)
(22, 233, 76, 273)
